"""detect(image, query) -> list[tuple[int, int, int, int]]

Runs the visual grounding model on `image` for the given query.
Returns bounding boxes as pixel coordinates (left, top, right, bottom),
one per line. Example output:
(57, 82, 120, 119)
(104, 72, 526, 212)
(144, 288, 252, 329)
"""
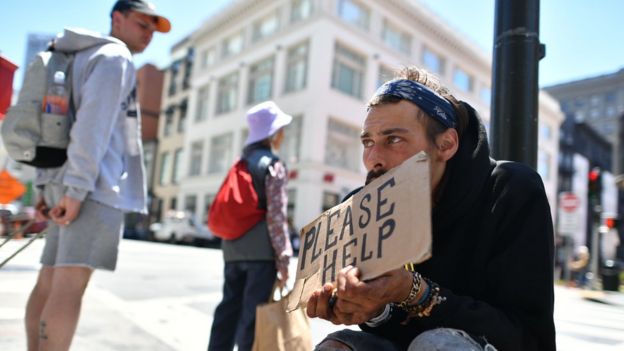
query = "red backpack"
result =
(208, 159, 266, 240)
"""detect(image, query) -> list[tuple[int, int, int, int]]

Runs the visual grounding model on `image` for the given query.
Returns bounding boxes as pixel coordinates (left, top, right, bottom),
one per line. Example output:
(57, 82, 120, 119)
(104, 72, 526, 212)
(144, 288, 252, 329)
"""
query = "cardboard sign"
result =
(287, 152, 432, 311)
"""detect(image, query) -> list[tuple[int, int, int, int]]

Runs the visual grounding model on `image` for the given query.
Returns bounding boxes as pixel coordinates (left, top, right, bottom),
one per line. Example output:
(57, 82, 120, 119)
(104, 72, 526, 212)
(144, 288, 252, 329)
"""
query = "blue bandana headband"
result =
(373, 79, 457, 129)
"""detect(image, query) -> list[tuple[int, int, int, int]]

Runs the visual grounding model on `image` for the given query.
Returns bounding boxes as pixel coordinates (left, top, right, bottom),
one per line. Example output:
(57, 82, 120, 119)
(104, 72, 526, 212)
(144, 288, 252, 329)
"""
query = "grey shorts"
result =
(40, 185, 124, 271)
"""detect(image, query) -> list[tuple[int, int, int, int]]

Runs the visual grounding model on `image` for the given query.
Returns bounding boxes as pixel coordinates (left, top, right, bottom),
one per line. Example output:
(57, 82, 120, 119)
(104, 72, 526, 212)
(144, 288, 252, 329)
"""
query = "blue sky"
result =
(2, 0, 623, 91)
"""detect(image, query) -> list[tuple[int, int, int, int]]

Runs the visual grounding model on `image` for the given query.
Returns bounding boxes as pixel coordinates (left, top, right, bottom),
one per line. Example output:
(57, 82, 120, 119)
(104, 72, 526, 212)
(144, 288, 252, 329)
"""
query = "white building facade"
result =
(161, 0, 562, 230)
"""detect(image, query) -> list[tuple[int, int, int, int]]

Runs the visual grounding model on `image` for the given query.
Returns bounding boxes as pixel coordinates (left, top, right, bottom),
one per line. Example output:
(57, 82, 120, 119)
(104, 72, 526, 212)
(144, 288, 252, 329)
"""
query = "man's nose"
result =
(365, 145, 385, 170)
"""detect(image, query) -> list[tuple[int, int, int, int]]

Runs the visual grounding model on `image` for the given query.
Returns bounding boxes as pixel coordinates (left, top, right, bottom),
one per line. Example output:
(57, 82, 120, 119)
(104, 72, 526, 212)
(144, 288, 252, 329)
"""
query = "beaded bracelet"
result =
(399, 277, 447, 323)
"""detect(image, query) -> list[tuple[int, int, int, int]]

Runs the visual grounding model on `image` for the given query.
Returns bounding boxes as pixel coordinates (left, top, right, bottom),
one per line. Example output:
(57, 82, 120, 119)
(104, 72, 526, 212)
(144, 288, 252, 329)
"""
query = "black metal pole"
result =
(490, 0, 544, 168)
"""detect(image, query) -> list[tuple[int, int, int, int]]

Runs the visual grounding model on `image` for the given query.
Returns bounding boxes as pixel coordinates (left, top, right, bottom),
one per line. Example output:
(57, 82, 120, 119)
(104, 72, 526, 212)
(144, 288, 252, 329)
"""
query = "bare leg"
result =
(37, 266, 93, 351)
(25, 266, 54, 351)
(24, 266, 54, 351)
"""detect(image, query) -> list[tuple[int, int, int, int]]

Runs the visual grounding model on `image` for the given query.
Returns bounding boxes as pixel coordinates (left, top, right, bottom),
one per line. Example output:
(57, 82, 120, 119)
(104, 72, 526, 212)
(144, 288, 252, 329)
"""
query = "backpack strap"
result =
(243, 148, 279, 210)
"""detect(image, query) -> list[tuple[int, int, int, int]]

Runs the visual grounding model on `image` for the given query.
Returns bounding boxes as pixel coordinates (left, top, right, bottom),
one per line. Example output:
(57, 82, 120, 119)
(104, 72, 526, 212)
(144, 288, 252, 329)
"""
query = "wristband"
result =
(365, 304, 392, 327)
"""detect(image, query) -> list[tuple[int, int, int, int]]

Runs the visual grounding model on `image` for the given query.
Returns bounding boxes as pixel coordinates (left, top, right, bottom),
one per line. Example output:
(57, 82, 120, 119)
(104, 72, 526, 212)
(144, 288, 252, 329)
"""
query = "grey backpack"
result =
(1, 46, 75, 168)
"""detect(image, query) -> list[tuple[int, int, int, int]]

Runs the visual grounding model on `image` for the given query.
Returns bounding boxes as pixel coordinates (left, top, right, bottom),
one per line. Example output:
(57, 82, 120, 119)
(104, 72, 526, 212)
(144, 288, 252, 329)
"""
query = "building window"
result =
(382, 20, 411, 55)
(284, 42, 309, 93)
(189, 140, 204, 177)
(163, 106, 175, 136)
(281, 115, 303, 165)
(159, 152, 171, 185)
(195, 85, 210, 122)
(184, 194, 197, 216)
(291, 0, 312, 22)
(177, 99, 187, 133)
(208, 133, 234, 174)
(222, 32, 243, 58)
(200, 47, 216, 69)
(453, 67, 473, 92)
(247, 57, 274, 105)
(590, 95, 601, 106)
(204, 194, 215, 221)
(331, 43, 366, 98)
(253, 12, 279, 42)
(143, 146, 154, 186)
(168, 61, 180, 96)
(378, 65, 395, 87)
(539, 124, 552, 141)
(172, 148, 184, 184)
(170, 197, 177, 211)
(325, 118, 361, 172)
(337, 0, 370, 30)
(537, 150, 551, 181)
(182, 48, 194, 91)
(480, 86, 491, 105)
(216, 72, 239, 115)
(422, 48, 444, 75)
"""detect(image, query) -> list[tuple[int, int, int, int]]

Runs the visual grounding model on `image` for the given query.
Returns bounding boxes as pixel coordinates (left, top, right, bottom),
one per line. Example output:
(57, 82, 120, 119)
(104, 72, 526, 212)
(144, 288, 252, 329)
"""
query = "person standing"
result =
(208, 101, 293, 351)
(25, 1, 170, 350)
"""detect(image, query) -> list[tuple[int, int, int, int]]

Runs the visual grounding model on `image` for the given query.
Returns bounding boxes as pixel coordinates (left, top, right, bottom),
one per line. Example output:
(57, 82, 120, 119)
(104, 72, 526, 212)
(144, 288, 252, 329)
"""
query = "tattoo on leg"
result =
(39, 320, 49, 340)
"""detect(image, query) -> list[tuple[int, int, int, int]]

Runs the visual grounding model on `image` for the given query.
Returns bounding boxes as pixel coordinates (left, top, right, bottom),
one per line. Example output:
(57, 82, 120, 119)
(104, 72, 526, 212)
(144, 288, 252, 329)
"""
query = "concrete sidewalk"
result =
(1, 237, 623, 350)
(0, 238, 352, 350)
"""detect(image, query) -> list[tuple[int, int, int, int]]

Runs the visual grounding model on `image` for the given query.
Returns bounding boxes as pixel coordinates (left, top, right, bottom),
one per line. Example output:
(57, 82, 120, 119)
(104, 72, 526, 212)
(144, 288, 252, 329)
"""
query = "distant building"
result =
(136, 63, 165, 189)
(22, 33, 56, 74)
(550, 69, 624, 260)
(154, 0, 562, 230)
(545, 68, 624, 150)
(125, 63, 165, 237)
(153, 36, 194, 220)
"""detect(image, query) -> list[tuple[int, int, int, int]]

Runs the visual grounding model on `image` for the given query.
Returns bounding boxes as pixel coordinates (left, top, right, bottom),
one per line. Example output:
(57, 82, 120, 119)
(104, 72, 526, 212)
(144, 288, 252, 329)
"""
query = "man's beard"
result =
(365, 168, 387, 185)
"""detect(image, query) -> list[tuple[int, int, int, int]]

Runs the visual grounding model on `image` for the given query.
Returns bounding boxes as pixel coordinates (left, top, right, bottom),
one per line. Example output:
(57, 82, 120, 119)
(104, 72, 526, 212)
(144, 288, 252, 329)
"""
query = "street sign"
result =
(558, 192, 581, 234)
(0, 170, 26, 204)
(560, 192, 580, 213)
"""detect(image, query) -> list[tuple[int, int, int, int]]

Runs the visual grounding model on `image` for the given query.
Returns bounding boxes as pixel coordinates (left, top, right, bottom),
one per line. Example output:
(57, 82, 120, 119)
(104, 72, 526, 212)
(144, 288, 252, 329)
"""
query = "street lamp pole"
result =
(490, 0, 545, 168)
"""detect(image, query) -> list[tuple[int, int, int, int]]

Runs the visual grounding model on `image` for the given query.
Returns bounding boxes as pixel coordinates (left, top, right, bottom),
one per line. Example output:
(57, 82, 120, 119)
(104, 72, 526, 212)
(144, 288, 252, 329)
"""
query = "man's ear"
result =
(435, 128, 459, 162)
(111, 11, 123, 33)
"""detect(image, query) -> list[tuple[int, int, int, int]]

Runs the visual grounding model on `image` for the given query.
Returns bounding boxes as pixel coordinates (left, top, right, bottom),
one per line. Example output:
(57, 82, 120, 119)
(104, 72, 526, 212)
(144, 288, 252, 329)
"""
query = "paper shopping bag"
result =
(252, 285, 312, 351)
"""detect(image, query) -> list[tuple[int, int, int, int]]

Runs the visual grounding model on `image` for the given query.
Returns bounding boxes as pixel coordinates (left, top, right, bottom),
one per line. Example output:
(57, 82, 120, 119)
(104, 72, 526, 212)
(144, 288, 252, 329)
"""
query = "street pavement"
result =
(1, 237, 623, 350)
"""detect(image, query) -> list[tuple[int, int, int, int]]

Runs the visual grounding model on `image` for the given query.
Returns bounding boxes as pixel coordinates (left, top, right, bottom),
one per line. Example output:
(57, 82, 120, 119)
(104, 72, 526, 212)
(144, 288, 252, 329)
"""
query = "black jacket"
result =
(361, 103, 556, 350)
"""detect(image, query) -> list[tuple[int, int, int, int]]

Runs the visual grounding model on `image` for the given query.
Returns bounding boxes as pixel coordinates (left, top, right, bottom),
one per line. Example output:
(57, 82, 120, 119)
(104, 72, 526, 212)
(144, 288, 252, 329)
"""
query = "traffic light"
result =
(588, 167, 602, 199)
(604, 216, 620, 230)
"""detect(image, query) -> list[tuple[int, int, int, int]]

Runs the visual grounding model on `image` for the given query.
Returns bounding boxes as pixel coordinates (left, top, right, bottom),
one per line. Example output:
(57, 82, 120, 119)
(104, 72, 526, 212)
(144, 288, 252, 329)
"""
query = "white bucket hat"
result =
(244, 101, 292, 146)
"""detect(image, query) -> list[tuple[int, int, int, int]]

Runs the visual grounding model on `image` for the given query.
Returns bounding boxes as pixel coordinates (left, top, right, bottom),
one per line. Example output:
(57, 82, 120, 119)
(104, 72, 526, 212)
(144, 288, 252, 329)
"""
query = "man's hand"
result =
(34, 196, 50, 222)
(277, 265, 289, 289)
(306, 282, 340, 322)
(306, 266, 413, 325)
(49, 196, 82, 226)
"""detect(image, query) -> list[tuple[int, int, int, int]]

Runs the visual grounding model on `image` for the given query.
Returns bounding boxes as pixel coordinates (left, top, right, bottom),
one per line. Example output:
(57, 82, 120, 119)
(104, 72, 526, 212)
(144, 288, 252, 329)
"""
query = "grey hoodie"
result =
(36, 28, 147, 214)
